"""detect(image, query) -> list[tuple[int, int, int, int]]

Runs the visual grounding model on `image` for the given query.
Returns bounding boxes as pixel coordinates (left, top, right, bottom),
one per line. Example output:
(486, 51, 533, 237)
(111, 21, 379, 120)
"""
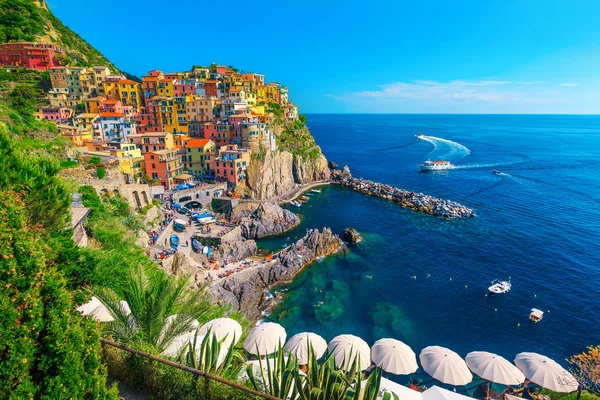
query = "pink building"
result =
(202, 122, 233, 147)
(40, 106, 73, 123)
(99, 99, 134, 116)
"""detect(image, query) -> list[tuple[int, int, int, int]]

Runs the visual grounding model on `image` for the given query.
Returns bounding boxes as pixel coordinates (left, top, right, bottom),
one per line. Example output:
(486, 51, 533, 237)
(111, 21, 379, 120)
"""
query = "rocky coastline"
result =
(230, 202, 300, 240)
(206, 228, 344, 321)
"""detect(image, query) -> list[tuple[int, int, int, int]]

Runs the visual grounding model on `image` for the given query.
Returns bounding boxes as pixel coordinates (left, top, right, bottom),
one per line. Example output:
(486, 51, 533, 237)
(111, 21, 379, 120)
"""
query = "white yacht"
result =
(419, 160, 455, 171)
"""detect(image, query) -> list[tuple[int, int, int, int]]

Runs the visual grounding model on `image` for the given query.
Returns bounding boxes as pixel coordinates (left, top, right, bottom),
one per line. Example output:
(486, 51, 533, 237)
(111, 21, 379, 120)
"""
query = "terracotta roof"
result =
(186, 139, 212, 148)
(119, 79, 139, 85)
(143, 76, 160, 81)
(99, 112, 125, 118)
(101, 99, 119, 104)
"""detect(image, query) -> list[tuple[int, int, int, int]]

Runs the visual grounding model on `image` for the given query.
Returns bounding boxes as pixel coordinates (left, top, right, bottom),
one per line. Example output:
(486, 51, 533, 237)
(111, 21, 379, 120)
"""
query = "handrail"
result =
(100, 337, 281, 400)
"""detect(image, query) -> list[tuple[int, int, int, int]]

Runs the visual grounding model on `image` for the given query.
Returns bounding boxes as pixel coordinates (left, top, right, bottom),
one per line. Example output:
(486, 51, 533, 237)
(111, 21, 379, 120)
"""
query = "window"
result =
(150, 155, 155, 159)
(152, 164, 156, 169)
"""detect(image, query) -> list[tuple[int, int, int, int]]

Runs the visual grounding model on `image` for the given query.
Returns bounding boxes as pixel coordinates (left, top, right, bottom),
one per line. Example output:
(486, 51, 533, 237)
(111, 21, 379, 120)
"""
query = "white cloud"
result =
(559, 83, 579, 87)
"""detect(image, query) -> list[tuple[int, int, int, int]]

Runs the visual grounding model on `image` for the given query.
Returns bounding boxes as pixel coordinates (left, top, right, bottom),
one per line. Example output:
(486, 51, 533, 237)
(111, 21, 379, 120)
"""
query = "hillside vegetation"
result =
(0, 0, 116, 69)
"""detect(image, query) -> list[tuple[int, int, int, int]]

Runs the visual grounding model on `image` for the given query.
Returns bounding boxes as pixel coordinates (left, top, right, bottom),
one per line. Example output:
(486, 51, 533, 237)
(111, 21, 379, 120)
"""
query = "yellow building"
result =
(114, 143, 145, 183)
(74, 113, 99, 135)
(93, 66, 111, 95)
(118, 79, 143, 112)
(157, 97, 187, 134)
(173, 133, 191, 149)
(255, 84, 266, 104)
(249, 105, 265, 116)
(83, 96, 105, 114)
(184, 138, 216, 176)
(128, 131, 176, 153)
(156, 78, 175, 97)
(58, 124, 93, 147)
(103, 77, 122, 100)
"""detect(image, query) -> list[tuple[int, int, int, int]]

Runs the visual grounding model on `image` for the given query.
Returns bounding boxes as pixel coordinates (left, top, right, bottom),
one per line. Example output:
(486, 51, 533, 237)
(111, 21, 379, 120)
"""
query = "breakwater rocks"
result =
(207, 228, 344, 320)
(343, 227, 363, 244)
(340, 178, 475, 219)
(230, 202, 300, 239)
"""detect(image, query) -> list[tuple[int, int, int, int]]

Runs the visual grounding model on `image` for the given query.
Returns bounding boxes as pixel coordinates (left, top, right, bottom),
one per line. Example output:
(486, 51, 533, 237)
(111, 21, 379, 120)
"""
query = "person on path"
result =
(186, 240, 189, 247)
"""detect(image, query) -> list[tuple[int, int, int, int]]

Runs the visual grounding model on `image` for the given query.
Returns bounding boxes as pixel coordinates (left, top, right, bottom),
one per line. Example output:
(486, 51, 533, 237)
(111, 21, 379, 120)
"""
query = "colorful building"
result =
(128, 131, 175, 153)
(202, 122, 233, 147)
(186, 95, 218, 123)
(0, 42, 65, 70)
(184, 138, 216, 177)
(93, 113, 137, 142)
(39, 106, 73, 123)
(143, 149, 185, 189)
(74, 113, 99, 135)
(49, 66, 70, 89)
(212, 144, 250, 186)
(114, 143, 144, 183)
(284, 103, 299, 123)
(117, 79, 143, 112)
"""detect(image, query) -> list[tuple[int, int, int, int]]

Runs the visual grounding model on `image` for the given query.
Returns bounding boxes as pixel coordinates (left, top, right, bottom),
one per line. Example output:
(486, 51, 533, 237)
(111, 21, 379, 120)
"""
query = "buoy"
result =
(485, 294, 488, 297)
(547, 310, 550, 312)
(450, 277, 453, 281)
(465, 285, 468, 288)
(534, 294, 537, 297)
(518, 323, 521, 327)
(495, 308, 497, 312)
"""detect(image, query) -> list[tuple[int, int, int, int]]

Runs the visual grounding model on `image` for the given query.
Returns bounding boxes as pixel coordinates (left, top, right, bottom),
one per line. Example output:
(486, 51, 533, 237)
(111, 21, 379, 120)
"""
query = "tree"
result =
(0, 124, 117, 399)
(569, 345, 600, 394)
(95, 266, 216, 354)
(96, 166, 106, 179)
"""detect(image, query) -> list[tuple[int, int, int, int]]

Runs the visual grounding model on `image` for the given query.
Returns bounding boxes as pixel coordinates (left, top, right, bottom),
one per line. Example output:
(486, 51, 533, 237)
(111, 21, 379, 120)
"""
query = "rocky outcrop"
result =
(213, 226, 258, 264)
(343, 228, 362, 244)
(206, 228, 344, 321)
(331, 165, 352, 182)
(247, 148, 330, 200)
(238, 202, 300, 239)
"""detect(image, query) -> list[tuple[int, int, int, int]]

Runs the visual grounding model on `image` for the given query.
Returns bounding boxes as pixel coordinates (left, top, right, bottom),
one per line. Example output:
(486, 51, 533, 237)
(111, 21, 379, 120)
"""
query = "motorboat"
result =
(305, 193, 314, 196)
(191, 237, 202, 253)
(529, 308, 544, 323)
(416, 132, 425, 138)
(173, 219, 187, 232)
(311, 189, 322, 193)
(492, 169, 501, 175)
(419, 160, 455, 171)
(488, 279, 511, 294)
(170, 234, 180, 248)
(301, 195, 310, 201)
(290, 200, 302, 207)
(197, 216, 216, 224)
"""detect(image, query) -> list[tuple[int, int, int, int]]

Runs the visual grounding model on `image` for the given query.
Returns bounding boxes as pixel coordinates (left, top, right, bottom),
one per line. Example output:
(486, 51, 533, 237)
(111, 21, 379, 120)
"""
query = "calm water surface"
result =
(261, 114, 600, 368)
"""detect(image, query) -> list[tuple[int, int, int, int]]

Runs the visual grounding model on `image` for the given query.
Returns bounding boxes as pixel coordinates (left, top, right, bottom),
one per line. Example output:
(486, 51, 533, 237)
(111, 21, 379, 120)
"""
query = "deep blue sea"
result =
(261, 114, 600, 370)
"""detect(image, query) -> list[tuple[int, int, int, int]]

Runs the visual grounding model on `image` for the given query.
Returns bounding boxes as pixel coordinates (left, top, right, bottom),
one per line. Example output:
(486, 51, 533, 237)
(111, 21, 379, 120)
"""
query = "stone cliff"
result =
(246, 124, 330, 200)
(206, 228, 344, 321)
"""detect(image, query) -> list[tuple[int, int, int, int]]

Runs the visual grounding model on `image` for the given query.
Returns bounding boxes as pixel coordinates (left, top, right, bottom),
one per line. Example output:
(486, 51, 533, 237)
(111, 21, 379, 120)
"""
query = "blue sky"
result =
(48, 0, 600, 113)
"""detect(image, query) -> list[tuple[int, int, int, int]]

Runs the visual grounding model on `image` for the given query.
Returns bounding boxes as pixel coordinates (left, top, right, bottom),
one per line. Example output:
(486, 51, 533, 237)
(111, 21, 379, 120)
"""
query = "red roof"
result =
(119, 79, 139, 85)
(99, 112, 125, 118)
(186, 139, 212, 148)
(101, 100, 119, 104)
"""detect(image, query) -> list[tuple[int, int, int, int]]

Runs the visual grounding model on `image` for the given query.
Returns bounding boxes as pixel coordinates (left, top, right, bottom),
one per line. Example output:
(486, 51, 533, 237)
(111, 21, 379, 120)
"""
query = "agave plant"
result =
(245, 344, 300, 399)
(295, 343, 398, 400)
(180, 328, 243, 376)
(95, 266, 213, 353)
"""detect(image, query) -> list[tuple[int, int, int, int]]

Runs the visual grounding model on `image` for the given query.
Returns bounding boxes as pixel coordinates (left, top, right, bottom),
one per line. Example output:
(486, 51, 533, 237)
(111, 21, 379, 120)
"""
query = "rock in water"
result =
(238, 202, 300, 239)
(206, 228, 344, 320)
(331, 165, 352, 182)
(343, 227, 362, 244)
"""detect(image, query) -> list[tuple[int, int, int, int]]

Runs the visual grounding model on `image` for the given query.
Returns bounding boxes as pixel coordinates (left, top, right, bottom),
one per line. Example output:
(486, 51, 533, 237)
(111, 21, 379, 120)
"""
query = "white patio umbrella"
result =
(377, 377, 423, 400)
(422, 385, 473, 400)
(198, 318, 243, 347)
(466, 351, 525, 385)
(514, 352, 579, 393)
(77, 296, 114, 322)
(244, 322, 287, 356)
(284, 332, 327, 364)
(328, 334, 371, 371)
(371, 338, 418, 375)
(419, 346, 472, 385)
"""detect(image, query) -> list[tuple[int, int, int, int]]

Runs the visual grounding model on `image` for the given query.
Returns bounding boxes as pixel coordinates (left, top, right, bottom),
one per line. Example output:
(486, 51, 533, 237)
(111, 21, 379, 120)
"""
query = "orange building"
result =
(143, 149, 185, 189)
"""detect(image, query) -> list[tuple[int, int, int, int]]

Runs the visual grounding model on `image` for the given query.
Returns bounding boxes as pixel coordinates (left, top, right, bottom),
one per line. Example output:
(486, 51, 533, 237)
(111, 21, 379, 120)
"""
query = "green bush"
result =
(97, 166, 106, 179)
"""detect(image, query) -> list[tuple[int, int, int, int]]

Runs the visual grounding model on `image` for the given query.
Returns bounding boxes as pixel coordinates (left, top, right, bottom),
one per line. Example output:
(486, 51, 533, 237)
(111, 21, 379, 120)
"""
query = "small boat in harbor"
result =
(306, 193, 314, 196)
(191, 237, 202, 253)
(173, 219, 187, 232)
(311, 189, 322, 193)
(488, 279, 511, 294)
(290, 200, 302, 207)
(419, 160, 455, 171)
(529, 308, 544, 323)
(492, 169, 502, 175)
(297, 198, 307, 203)
(301, 195, 310, 201)
(170, 234, 180, 248)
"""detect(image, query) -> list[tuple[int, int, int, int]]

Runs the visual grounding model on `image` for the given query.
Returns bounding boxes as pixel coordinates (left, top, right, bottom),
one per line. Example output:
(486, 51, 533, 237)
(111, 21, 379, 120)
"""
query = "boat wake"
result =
(418, 135, 471, 160)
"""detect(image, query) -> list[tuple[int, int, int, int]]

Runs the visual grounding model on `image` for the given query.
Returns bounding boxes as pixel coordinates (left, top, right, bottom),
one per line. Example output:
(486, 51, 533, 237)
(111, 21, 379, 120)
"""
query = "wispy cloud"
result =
(327, 78, 588, 113)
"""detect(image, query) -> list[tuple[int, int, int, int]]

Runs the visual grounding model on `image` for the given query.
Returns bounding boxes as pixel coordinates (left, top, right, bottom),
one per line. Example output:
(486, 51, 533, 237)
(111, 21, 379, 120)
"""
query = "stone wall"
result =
(93, 182, 153, 210)
(172, 183, 227, 209)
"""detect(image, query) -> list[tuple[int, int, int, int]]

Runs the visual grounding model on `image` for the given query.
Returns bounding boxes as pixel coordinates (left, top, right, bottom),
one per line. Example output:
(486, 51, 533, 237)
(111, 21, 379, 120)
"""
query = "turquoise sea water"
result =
(261, 114, 600, 369)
